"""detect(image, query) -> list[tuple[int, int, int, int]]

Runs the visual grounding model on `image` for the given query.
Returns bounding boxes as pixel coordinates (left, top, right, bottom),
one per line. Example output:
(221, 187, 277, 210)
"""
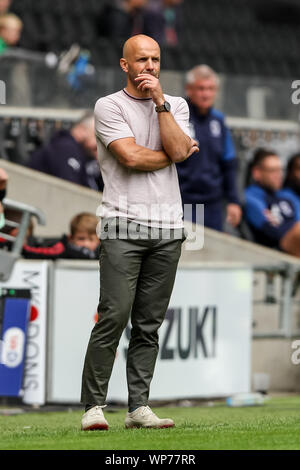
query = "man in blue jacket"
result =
(176, 64, 241, 231)
(29, 113, 103, 192)
(245, 148, 300, 257)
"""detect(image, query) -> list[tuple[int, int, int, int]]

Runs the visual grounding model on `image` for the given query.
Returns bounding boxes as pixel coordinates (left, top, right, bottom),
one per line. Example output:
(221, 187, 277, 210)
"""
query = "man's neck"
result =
(255, 181, 276, 194)
(195, 105, 210, 116)
(125, 82, 152, 100)
(188, 100, 210, 116)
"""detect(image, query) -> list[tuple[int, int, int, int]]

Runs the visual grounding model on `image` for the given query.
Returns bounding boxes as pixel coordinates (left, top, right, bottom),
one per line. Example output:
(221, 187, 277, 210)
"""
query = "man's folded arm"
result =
(157, 99, 198, 163)
(157, 113, 196, 163)
(108, 137, 172, 171)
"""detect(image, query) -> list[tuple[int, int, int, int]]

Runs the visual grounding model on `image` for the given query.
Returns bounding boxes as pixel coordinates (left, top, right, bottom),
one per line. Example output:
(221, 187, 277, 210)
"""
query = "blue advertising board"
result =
(0, 289, 31, 397)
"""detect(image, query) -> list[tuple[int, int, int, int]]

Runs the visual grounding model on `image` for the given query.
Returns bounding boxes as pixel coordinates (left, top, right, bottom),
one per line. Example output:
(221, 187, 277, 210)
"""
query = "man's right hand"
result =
(264, 209, 280, 227)
(186, 139, 199, 159)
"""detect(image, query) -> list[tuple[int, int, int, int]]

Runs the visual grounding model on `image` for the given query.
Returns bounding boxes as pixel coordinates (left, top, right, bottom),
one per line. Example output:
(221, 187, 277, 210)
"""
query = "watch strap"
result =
(155, 101, 170, 113)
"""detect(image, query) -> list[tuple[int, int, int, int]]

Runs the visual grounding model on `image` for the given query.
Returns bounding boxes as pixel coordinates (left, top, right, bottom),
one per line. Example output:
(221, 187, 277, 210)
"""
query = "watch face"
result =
(164, 101, 171, 112)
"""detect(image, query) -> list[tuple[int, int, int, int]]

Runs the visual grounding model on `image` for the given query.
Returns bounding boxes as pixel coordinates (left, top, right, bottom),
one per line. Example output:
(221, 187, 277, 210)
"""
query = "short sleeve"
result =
(94, 97, 134, 148)
(173, 98, 191, 138)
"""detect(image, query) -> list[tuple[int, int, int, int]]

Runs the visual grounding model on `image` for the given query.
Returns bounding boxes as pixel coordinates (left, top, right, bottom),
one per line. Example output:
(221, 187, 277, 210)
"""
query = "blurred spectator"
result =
(0, 0, 11, 16)
(97, 0, 148, 40)
(176, 65, 241, 231)
(0, 167, 8, 230)
(244, 148, 300, 257)
(0, 211, 100, 259)
(0, 13, 22, 54)
(68, 212, 100, 253)
(144, 0, 183, 46)
(29, 113, 104, 191)
(282, 153, 300, 208)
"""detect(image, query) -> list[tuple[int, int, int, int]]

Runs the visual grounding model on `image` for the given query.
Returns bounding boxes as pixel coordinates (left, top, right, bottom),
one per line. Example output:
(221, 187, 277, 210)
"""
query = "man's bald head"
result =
(122, 34, 160, 61)
(120, 35, 161, 95)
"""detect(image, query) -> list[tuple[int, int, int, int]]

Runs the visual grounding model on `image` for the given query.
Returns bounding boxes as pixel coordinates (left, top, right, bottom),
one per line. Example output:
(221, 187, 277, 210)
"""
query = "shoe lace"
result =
(141, 406, 155, 417)
(91, 405, 106, 414)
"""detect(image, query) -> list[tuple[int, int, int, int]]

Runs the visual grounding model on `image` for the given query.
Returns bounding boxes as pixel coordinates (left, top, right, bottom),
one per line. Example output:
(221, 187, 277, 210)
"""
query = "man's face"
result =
(70, 231, 100, 252)
(122, 40, 161, 88)
(253, 155, 283, 192)
(186, 77, 218, 113)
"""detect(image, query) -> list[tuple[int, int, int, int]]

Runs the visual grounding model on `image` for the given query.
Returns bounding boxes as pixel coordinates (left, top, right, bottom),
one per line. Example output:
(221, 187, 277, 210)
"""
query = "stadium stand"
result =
(7, 0, 300, 77)
(0, 108, 79, 166)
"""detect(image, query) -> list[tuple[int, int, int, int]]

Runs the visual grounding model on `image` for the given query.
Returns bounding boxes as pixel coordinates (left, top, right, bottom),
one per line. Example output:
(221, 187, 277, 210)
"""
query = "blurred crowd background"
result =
(1, 0, 300, 260)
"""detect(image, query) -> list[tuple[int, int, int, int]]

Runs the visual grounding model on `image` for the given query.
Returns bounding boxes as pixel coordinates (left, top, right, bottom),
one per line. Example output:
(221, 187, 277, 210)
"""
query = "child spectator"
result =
(0, 13, 22, 54)
(68, 212, 100, 255)
(23, 212, 100, 259)
(0, 210, 100, 260)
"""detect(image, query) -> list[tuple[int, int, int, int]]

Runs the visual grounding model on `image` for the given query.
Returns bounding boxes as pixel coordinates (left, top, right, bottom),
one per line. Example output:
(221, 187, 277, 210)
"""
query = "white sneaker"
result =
(81, 405, 109, 431)
(125, 406, 175, 429)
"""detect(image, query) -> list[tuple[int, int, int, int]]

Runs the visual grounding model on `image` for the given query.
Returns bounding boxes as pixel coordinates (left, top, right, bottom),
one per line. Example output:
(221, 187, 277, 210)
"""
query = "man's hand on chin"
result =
(134, 74, 164, 105)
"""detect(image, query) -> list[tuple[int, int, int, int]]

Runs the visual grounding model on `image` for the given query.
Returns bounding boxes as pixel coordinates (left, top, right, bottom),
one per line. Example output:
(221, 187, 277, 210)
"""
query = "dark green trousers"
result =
(81, 218, 185, 409)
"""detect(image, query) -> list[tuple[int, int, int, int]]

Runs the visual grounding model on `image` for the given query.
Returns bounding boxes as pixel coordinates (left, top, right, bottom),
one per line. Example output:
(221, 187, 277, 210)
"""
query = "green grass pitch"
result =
(1, 396, 300, 450)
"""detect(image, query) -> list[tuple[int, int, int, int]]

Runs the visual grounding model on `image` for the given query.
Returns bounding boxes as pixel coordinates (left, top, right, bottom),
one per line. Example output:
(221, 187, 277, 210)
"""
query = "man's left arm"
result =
(156, 100, 196, 163)
(135, 74, 198, 162)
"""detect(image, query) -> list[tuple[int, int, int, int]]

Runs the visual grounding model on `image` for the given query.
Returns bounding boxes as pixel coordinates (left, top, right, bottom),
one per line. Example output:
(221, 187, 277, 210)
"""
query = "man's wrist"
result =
(153, 96, 165, 107)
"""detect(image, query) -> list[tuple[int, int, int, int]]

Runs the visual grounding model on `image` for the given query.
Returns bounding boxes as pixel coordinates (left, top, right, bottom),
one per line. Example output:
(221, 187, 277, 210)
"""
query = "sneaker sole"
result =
(81, 423, 109, 431)
(125, 423, 175, 429)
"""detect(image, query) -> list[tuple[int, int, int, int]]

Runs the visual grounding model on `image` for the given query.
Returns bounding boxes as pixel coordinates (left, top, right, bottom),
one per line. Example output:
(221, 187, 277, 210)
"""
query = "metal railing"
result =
(252, 263, 300, 339)
(0, 198, 46, 281)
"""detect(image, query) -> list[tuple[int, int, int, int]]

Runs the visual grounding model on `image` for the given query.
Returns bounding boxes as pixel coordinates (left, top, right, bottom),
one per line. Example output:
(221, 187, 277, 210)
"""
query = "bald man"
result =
(81, 35, 198, 431)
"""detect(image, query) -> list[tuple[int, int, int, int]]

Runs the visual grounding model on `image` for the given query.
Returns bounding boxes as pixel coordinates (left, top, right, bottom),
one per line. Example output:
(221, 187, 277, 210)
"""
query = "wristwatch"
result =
(155, 101, 171, 113)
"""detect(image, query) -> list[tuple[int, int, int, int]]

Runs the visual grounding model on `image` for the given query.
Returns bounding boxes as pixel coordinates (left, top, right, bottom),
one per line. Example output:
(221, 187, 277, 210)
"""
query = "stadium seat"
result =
(91, 38, 120, 67)
(9, 0, 300, 77)
(0, 119, 9, 161)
